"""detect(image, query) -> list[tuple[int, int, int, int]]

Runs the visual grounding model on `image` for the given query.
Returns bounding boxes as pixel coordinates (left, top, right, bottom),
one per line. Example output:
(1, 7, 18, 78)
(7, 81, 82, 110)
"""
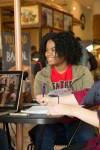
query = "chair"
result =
(27, 143, 35, 150)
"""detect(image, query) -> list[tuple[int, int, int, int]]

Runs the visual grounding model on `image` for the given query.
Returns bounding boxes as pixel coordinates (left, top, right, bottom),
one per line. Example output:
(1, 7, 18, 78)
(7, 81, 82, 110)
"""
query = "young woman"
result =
(31, 32, 95, 150)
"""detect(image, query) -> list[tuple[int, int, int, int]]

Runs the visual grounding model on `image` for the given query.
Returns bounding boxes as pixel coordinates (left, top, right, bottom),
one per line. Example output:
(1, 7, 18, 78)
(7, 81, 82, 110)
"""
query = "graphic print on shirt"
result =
(52, 80, 72, 89)
(51, 65, 73, 92)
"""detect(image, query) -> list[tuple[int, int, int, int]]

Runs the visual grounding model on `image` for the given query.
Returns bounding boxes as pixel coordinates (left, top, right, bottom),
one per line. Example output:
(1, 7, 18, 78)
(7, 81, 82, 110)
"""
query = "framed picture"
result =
(54, 10, 63, 30)
(21, 5, 39, 26)
(80, 14, 86, 30)
(41, 6, 53, 27)
(64, 14, 73, 31)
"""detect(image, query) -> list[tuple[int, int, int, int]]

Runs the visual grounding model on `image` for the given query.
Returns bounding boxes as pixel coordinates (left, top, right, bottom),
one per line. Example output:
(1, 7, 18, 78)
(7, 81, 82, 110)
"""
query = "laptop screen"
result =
(0, 71, 23, 111)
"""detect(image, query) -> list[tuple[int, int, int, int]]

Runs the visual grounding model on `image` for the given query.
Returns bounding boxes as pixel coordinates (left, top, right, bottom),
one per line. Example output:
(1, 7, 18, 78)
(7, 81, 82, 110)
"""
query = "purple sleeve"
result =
(97, 110, 100, 124)
(74, 89, 89, 105)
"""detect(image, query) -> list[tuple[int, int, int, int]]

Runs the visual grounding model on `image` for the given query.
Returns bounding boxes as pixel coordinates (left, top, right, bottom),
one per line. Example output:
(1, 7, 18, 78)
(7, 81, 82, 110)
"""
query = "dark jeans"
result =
(29, 121, 96, 150)
(0, 129, 9, 150)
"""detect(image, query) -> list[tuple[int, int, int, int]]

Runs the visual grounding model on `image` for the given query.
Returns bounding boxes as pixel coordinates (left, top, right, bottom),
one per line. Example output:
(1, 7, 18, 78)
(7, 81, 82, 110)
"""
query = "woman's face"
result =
(45, 40, 64, 66)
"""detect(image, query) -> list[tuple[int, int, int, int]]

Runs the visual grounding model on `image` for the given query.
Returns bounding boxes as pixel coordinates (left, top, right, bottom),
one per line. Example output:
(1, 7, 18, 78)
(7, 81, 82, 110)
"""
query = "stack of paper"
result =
(21, 105, 49, 114)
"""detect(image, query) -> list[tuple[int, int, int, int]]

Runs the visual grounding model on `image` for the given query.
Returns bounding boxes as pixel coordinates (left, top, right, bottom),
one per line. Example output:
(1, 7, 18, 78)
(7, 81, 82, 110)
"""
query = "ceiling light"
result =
(86, 44, 93, 52)
(86, 44, 100, 52)
(87, 6, 91, 9)
(73, 7, 76, 11)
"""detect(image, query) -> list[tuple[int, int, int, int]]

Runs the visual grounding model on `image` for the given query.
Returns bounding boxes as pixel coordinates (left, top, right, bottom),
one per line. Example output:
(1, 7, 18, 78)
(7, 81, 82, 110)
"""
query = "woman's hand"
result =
(36, 95, 48, 105)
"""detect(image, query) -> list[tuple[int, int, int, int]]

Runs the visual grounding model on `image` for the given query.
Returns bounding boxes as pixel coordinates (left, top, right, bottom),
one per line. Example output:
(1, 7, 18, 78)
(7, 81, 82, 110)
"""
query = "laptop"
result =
(0, 71, 23, 115)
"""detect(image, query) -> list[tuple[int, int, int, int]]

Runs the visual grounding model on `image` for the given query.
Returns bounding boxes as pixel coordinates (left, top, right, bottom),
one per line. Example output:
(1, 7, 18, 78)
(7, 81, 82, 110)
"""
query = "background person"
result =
(31, 45, 39, 61)
(76, 37, 90, 67)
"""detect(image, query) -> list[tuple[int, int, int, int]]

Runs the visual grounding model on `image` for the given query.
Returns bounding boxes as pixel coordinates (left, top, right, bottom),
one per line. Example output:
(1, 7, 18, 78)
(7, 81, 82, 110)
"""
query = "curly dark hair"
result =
(39, 31, 82, 66)
(32, 32, 57, 75)
(38, 32, 57, 67)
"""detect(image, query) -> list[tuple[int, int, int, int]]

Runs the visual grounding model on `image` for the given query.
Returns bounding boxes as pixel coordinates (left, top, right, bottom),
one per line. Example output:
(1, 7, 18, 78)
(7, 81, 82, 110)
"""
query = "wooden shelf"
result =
(73, 16, 81, 25)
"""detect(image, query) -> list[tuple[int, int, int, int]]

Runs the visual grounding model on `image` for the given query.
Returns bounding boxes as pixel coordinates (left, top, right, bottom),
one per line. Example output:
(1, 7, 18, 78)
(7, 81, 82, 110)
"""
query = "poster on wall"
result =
(54, 10, 63, 30)
(2, 32, 31, 70)
(64, 14, 73, 31)
(41, 7, 53, 27)
(21, 5, 39, 26)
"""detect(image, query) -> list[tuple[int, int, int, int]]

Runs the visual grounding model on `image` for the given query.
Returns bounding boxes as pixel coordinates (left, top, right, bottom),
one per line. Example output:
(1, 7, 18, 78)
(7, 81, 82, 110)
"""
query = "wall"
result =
(93, 0, 100, 40)
(23, 28, 40, 51)
(65, 0, 93, 40)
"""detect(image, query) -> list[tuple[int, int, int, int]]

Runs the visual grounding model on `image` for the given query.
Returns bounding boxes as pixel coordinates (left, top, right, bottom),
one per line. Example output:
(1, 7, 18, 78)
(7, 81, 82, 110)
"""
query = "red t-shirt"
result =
(51, 64, 72, 90)
(51, 65, 88, 123)
(51, 65, 74, 124)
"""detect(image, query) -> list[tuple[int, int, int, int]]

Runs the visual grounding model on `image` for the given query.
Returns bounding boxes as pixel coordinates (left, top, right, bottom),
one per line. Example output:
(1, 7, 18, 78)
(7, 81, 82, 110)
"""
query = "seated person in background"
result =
(76, 37, 98, 83)
(76, 37, 89, 67)
(76, 37, 98, 72)
(31, 45, 41, 78)
(87, 51, 98, 72)
(22, 71, 32, 103)
(31, 45, 39, 61)
(48, 81, 100, 150)
(29, 31, 96, 150)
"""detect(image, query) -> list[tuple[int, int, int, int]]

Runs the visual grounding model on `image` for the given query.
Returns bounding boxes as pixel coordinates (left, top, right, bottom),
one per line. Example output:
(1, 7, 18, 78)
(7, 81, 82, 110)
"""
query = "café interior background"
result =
(0, 0, 100, 68)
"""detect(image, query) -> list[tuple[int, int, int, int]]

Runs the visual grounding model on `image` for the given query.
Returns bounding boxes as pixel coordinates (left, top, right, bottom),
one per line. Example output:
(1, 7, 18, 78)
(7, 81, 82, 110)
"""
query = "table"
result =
(0, 113, 63, 150)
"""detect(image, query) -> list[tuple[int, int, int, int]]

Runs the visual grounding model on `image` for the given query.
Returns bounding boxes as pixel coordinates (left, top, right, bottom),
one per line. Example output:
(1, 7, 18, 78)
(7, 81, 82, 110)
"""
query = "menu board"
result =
(21, 5, 39, 26)
(54, 10, 63, 30)
(2, 32, 31, 70)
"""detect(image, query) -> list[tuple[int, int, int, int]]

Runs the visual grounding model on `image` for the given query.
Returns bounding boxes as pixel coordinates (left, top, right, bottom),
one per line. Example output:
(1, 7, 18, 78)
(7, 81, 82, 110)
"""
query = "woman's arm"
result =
(48, 104, 99, 128)
(73, 106, 99, 128)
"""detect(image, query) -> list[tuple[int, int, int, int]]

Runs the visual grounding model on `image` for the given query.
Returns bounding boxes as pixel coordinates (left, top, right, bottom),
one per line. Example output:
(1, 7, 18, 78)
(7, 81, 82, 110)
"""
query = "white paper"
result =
(21, 93, 78, 115)
(59, 94, 79, 105)
(21, 105, 49, 114)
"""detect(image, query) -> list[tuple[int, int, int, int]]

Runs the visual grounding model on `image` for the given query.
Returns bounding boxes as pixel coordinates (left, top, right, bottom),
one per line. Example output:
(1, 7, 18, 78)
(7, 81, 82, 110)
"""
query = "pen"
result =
(42, 83, 46, 97)
(58, 95, 59, 104)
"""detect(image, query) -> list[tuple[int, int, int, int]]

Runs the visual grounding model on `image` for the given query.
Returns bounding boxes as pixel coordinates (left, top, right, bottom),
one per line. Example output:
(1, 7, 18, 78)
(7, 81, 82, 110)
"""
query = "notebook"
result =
(0, 71, 23, 115)
(21, 105, 49, 114)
